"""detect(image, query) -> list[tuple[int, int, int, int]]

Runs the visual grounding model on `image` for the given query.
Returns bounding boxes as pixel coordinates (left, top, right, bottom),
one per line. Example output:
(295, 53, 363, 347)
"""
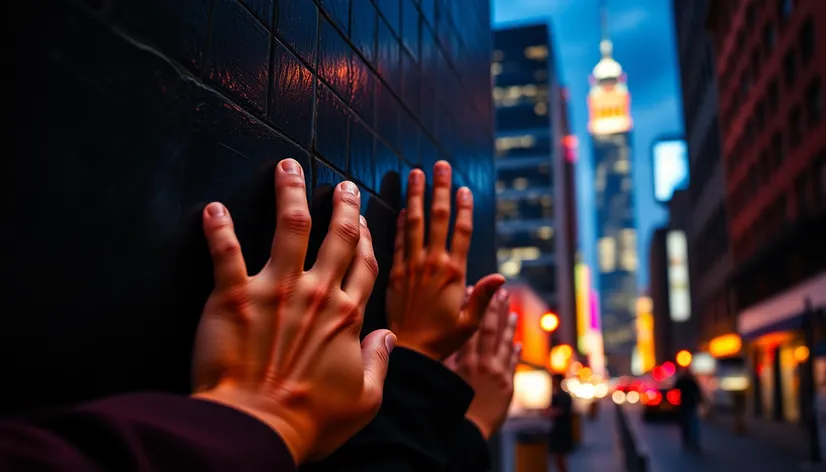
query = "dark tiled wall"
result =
(7, 0, 494, 412)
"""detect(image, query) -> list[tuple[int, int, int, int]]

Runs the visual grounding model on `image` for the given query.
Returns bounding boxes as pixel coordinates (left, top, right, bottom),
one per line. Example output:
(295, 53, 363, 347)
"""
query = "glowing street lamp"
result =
(676, 350, 692, 368)
(540, 312, 560, 332)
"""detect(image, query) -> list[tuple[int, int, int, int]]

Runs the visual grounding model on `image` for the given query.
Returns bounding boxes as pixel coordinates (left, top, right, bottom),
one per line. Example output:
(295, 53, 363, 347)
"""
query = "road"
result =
(625, 404, 826, 472)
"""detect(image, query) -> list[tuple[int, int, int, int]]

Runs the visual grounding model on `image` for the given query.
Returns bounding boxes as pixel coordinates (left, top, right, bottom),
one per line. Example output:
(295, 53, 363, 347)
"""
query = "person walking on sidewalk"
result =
(547, 373, 573, 472)
(675, 367, 704, 453)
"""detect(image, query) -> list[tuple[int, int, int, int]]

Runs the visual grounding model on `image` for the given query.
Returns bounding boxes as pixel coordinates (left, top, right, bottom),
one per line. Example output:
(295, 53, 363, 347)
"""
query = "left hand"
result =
(445, 288, 520, 439)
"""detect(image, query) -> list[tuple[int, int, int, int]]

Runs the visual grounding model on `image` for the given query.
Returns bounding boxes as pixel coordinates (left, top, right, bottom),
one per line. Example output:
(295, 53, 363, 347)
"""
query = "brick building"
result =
(8, 0, 496, 414)
(708, 0, 826, 423)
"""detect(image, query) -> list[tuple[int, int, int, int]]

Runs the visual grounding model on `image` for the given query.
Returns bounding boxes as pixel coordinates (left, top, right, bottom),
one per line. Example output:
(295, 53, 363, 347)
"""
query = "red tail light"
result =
(643, 390, 661, 406)
(667, 389, 681, 405)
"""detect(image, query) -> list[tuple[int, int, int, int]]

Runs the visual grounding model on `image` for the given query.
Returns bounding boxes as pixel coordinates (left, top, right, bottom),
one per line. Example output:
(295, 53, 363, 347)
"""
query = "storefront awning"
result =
(738, 271, 826, 339)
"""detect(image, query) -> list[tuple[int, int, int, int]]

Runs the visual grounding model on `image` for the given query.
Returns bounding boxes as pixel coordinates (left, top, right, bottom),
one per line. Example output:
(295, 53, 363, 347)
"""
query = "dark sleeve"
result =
(0, 393, 296, 472)
(444, 419, 491, 472)
(302, 348, 475, 472)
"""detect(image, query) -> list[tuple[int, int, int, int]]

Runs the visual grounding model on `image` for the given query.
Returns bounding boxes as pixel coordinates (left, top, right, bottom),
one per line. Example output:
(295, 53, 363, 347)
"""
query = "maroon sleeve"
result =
(0, 393, 296, 472)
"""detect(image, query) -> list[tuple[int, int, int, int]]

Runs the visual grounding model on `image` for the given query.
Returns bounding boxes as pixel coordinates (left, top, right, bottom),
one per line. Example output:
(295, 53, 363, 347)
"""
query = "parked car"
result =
(641, 381, 682, 422)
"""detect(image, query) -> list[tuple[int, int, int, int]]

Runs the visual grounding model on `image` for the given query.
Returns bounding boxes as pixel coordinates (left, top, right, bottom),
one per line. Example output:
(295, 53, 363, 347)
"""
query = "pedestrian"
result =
(547, 373, 573, 472)
(674, 367, 704, 452)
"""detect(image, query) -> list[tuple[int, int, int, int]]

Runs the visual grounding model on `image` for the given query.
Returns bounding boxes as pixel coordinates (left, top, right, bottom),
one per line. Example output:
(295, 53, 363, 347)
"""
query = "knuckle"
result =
(405, 211, 423, 227)
(279, 210, 312, 235)
(361, 252, 380, 280)
(454, 220, 473, 237)
(211, 239, 241, 260)
(339, 194, 361, 211)
(306, 283, 334, 308)
(333, 221, 362, 247)
(338, 297, 362, 326)
(430, 205, 451, 221)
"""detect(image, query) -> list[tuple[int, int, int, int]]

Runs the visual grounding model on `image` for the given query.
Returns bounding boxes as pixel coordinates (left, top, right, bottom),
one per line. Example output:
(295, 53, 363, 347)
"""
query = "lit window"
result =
(492, 87, 504, 100)
(534, 103, 548, 115)
(513, 178, 528, 190)
(537, 226, 554, 240)
(524, 45, 549, 60)
(491, 63, 502, 75)
(499, 260, 521, 278)
(540, 195, 553, 207)
(523, 84, 538, 97)
(598, 237, 616, 273)
(495, 135, 536, 153)
(620, 251, 637, 271)
(614, 159, 630, 174)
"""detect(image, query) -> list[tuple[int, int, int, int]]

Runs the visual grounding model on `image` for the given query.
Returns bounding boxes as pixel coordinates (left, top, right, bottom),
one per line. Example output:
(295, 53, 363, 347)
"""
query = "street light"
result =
(676, 350, 692, 368)
(540, 312, 559, 332)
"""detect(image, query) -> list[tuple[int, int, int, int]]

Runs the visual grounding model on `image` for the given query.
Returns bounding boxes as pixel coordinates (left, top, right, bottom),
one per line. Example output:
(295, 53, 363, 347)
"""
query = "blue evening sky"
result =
(492, 0, 685, 293)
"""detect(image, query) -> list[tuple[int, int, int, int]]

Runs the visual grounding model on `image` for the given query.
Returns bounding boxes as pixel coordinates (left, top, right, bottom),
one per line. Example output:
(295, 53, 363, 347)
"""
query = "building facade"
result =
(588, 9, 637, 375)
(673, 0, 737, 364)
(492, 24, 576, 346)
(708, 0, 826, 424)
(8, 0, 497, 413)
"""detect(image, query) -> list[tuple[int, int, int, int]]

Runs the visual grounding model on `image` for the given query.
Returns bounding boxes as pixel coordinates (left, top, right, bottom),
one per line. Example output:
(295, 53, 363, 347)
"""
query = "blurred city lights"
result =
(794, 345, 810, 363)
(612, 390, 626, 405)
(662, 361, 676, 377)
(540, 312, 560, 332)
(676, 350, 692, 367)
(594, 383, 608, 398)
(625, 390, 640, 404)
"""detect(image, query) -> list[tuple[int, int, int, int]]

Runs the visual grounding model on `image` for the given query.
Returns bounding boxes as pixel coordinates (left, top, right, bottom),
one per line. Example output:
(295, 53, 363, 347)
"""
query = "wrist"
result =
(192, 387, 316, 464)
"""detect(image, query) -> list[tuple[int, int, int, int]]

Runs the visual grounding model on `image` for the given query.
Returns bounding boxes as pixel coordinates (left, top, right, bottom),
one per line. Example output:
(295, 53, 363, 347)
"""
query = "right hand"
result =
(191, 159, 395, 464)
(386, 161, 505, 360)
(445, 288, 520, 439)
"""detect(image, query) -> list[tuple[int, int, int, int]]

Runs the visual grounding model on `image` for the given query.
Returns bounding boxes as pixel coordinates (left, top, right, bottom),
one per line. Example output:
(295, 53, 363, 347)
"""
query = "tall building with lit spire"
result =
(588, 0, 637, 376)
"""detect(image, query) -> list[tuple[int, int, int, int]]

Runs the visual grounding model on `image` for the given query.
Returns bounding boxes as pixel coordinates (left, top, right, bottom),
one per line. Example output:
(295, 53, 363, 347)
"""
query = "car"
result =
(642, 384, 682, 422)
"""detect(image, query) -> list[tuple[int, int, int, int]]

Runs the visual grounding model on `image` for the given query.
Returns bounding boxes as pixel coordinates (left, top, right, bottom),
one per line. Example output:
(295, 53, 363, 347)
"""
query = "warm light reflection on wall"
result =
(636, 296, 656, 373)
(709, 334, 742, 358)
(575, 262, 592, 354)
(510, 286, 551, 367)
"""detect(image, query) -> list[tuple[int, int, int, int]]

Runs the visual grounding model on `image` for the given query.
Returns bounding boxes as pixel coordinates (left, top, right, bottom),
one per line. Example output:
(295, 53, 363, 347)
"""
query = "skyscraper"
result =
(588, 1, 637, 375)
(492, 24, 576, 344)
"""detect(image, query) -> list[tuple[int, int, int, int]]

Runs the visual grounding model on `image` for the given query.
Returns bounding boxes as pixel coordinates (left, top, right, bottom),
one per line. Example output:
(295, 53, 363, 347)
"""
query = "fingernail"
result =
(458, 187, 471, 202)
(341, 181, 359, 196)
(497, 289, 509, 302)
(385, 333, 397, 353)
(206, 202, 226, 217)
(509, 313, 518, 325)
(281, 159, 301, 175)
(409, 171, 423, 184)
(359, 215, 367, 226)
(435, 162, 450, 176)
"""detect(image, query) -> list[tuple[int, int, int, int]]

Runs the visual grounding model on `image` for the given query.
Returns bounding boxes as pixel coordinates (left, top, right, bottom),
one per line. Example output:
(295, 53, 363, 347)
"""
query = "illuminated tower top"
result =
(588, 0, 633, 135)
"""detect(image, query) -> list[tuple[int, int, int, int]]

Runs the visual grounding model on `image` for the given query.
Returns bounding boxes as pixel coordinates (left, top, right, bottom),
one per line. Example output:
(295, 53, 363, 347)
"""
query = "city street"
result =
(625, 404, 826, 472)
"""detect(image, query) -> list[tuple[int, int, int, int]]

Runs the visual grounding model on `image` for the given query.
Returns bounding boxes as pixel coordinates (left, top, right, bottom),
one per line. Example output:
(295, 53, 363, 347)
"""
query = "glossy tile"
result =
(207, 0, 271, 114)
(318, 15, 353, 100)
(349, 119, 376, 191)
(274, 0, 318, 66)
(350, 0, 377, 64)
(239, 0, 273, 29)
(270, 40, 314, 146)
(374, 0, 400, 36)
(401, 0, 420, 62)
(376, 15, 401, 94)
(315, 83, 349, 171)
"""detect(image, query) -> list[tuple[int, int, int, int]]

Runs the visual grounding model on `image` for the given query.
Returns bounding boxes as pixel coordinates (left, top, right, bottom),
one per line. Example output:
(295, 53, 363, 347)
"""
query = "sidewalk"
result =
(705, 409, 813, 460)
(627, 405, 824, 472)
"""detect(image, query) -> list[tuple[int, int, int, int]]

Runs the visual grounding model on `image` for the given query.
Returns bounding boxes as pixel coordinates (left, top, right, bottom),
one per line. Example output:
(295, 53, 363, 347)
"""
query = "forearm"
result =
(0, 393, 296, 472)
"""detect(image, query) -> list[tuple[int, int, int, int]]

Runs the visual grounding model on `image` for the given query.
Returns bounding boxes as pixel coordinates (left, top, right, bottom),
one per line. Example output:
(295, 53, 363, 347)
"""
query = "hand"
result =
(191, 159, 395, 464)
(445, 288, 520, 439)
(386, 161, 506, 360)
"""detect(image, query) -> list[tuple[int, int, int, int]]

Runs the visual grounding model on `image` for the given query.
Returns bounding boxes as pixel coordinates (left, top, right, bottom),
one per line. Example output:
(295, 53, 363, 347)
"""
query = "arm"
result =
(0, 393, 295, 472)
(302, 348, 474, 471)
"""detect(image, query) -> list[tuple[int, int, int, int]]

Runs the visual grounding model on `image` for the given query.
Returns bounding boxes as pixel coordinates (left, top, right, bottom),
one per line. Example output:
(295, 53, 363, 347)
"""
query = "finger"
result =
(203, 202, 248, 290)
(497, 313, 519, 361)
(478, 289, 506, 355)
(510, 343, 522, 373)
(464, 285, 473, 305)
(343, 216, 379, 307)
(362, 330, 396, 404)
(457, 330, 479, 375)
(267, 159, 311, 279)
(405, 169, 426, 259)
(494, 290, 512, 348)
(312, 181, 362, 284)
(392, 210, 406, 269)
(427, 161, 452, 252)
(464, 274, 507, 325)
(449, 187, 473, 265)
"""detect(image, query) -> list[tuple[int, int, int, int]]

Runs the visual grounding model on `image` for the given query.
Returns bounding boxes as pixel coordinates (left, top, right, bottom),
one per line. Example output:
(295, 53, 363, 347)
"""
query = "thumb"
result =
(362, 329, 396, 397)
(466, 274, 507, 324)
